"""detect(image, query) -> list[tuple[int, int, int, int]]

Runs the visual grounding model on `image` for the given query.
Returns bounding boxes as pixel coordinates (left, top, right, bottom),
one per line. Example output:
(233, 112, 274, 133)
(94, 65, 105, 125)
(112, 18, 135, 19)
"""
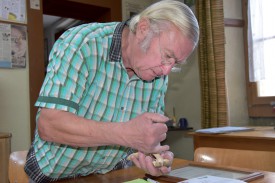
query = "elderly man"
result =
(25, 0, 199, 182)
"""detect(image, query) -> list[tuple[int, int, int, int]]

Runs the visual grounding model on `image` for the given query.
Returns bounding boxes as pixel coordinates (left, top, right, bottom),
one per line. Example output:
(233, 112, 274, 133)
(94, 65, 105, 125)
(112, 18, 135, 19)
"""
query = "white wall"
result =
(224, 0, 250, 125)
(0, 67, 31, 152)
(225, 27, 249, 126)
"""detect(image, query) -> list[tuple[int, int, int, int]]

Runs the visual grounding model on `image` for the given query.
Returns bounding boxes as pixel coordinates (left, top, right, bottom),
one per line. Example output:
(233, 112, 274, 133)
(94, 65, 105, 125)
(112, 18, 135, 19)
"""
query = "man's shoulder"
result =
(65, 22, 120, 37)
(57, 22, 120, 46)
(76, 22, 119, 29)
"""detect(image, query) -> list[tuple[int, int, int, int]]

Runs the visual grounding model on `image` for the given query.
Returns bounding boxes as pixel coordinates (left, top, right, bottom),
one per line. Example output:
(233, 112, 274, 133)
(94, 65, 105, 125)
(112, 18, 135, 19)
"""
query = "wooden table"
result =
(190, 126, 275, 151)
(57, 158, 275, 183)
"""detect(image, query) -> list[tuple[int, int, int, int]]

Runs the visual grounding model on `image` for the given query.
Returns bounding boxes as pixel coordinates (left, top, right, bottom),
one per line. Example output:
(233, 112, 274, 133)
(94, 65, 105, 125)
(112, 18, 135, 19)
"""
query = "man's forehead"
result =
(160, 30, 193, 62)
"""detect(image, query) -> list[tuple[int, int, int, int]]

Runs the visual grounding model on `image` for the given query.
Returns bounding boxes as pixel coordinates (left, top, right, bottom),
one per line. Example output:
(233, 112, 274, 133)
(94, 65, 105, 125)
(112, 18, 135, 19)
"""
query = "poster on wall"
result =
(0, 0, 27, 23)
(0, 23, 27, 68)
(122, 0, 153, 21)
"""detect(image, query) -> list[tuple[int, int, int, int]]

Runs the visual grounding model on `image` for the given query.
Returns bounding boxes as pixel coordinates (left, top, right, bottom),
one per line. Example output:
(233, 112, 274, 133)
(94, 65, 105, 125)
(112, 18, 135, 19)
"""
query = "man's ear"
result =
(135, 18, 150, 42)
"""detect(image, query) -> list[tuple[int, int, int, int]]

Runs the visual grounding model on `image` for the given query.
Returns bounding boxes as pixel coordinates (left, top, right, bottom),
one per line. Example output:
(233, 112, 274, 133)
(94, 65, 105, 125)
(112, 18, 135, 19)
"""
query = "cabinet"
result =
(0, 133, 12, 183)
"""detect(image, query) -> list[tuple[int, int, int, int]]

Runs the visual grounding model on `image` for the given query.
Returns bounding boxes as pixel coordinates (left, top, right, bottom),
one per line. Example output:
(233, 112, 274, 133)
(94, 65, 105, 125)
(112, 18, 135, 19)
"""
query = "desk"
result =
(190, 126, 275, 151)
(57, 158, 275, 183)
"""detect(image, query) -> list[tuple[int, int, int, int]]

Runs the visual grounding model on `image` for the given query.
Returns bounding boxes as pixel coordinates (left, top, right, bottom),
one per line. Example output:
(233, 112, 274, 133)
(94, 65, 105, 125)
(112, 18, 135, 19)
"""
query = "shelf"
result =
(168, 127, 193, 131)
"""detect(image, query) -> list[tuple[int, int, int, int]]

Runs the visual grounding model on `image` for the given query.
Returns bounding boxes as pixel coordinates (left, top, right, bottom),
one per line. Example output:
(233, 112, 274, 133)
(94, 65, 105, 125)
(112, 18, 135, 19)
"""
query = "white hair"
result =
(129, 0, 199, 51)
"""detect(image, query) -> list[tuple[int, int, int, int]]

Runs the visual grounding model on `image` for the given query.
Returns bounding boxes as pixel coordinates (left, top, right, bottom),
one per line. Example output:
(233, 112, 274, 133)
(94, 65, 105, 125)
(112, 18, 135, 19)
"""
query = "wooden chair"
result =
(194, 147, 275, 172)
(9, 150, 29, 183)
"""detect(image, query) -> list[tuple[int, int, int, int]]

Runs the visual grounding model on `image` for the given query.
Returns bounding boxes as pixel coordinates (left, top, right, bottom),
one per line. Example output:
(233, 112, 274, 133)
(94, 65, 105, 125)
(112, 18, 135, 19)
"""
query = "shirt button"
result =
(121, 107, 124, 110)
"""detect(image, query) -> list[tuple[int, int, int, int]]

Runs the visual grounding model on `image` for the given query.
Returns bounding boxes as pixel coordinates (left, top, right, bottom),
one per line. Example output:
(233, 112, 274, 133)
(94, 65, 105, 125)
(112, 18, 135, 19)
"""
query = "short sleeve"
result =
(35, 42, 88, 114)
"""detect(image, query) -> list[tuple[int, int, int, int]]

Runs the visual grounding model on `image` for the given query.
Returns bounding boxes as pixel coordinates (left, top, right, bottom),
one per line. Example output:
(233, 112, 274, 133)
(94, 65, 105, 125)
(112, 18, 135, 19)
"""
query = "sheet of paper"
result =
(195, 126, 253, 134)
(0, 0, 26, 23)
(0, 23, 27, 68)
(178, 175, 246, 183)
(30, 0, 40, 10)
(0, 23, 11, 68)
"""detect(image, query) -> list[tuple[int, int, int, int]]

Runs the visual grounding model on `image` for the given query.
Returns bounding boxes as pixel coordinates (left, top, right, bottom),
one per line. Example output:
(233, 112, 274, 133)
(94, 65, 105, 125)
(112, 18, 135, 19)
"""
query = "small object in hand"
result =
(127, 153, 171, 168)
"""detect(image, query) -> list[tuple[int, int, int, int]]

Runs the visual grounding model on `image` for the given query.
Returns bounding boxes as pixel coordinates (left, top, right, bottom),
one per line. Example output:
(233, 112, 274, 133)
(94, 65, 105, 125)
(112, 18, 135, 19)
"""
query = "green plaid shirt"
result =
(33, 21, 168, 179)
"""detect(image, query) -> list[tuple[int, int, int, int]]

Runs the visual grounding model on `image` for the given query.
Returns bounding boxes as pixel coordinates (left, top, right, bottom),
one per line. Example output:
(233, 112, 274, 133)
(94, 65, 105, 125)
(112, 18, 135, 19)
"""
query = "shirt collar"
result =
(109, 21, 128, 62)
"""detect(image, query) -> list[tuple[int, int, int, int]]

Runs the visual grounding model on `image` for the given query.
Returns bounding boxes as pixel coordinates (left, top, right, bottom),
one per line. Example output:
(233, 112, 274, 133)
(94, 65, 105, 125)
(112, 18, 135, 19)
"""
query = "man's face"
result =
(131, 24, 194, 81)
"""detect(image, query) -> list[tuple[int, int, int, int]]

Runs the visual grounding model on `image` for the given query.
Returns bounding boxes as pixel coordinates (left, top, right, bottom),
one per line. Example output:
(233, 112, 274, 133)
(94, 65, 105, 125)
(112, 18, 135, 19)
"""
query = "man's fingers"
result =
(145, 113, 169, 123)
(150, 144, 170, 154)
(159, 132, 167, 142)
(162, 151, 174, 160)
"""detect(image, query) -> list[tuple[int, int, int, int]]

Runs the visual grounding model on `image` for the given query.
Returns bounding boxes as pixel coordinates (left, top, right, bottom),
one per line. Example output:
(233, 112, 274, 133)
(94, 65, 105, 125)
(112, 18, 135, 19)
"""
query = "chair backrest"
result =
(194, 147, 275, 172)
(9, 150, 29, 183)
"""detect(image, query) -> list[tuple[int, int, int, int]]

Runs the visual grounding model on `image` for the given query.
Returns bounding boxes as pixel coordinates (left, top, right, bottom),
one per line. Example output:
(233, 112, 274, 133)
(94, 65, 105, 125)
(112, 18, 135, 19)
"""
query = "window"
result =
(243, 0, 275, 117)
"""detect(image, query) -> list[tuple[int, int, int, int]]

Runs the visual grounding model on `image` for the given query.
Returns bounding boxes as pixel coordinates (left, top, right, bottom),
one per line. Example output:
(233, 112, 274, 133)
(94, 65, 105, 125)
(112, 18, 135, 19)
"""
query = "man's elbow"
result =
(37, 118, 52, 142)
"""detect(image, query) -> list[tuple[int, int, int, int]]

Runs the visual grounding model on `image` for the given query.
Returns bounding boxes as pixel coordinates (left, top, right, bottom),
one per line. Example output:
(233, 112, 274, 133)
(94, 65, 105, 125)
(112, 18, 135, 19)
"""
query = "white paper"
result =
(30, 0, 40, 10)
(0, 23, 27, 68)
(0, 23, 12, 68)
(0, 0, 26, 23)
(10, 24, 27, 68)
(178, 175, 246, 183)
(195, 126, 254, 134)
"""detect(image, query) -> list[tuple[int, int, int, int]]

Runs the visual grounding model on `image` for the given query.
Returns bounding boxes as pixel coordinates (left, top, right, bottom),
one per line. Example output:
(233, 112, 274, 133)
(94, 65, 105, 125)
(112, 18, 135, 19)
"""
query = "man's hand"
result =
(127, 151, 174, 176)
(122, 112, 169, 153)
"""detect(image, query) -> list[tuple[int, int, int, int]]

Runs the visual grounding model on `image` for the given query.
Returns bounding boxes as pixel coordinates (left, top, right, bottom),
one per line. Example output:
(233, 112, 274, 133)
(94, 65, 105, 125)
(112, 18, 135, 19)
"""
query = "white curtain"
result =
(247, 0, 264, 82)
(247, 0, 275, 82)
